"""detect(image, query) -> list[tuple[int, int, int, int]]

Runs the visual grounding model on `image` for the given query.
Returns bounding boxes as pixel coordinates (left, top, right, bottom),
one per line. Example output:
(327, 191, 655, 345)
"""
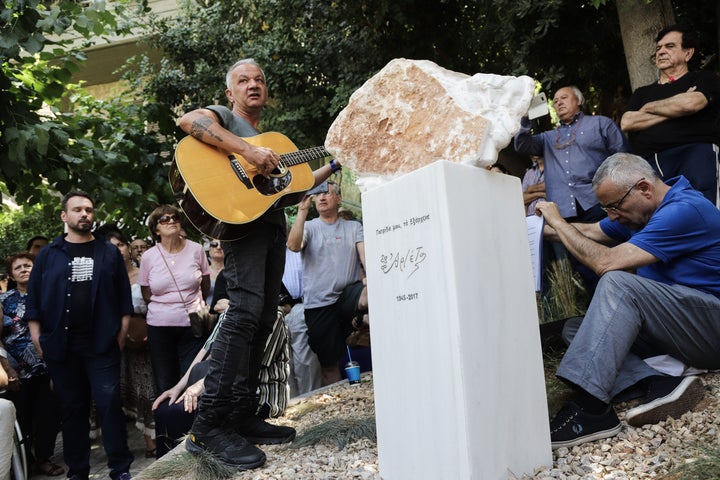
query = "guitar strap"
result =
(157, 246, 191, 314)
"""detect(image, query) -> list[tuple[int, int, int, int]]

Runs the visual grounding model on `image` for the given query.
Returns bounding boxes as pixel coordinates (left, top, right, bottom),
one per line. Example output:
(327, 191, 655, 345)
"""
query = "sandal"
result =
(36, 460, 65, 476)
(145, 448, 157, 458)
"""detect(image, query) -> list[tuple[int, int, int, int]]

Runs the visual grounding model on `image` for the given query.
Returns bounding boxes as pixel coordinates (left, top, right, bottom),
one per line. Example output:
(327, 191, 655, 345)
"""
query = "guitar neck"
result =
(280, 146, 331, 167)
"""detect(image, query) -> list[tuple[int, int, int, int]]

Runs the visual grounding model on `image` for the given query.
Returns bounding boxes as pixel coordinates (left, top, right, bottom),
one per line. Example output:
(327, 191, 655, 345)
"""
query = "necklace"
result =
(161, 238, 184, 264)
(555, 114, 584, 149)
(660, 68, 688, 84)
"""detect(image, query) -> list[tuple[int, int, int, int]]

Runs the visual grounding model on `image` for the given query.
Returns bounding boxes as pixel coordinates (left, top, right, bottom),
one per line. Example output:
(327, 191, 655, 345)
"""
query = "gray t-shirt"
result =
(301, 218, 364, 308)
(207, 105, 259, 137)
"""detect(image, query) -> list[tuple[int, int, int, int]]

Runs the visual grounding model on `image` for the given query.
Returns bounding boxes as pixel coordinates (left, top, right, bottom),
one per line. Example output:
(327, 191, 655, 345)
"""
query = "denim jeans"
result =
(196, 220, 286, 426)
(44, 344, 133, 479)
(154, 399, 195, 458)
(558, 271, 720, 403)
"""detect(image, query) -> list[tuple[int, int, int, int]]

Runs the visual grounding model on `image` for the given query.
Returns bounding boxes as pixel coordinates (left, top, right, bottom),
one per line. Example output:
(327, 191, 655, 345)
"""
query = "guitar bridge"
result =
(229, 154, 254, 189)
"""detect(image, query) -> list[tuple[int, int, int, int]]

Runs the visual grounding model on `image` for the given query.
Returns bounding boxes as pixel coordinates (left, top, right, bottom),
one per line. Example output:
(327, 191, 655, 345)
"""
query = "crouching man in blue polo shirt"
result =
(535, 152, 720, 449)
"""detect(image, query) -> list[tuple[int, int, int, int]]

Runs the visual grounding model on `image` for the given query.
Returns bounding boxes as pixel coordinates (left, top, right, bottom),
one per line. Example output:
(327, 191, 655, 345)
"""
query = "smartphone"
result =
(528, 92, 549, 120)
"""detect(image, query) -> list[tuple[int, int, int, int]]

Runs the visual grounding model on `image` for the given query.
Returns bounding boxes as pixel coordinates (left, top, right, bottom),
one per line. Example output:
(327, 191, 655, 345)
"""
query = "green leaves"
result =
(1, 0, 171, 237)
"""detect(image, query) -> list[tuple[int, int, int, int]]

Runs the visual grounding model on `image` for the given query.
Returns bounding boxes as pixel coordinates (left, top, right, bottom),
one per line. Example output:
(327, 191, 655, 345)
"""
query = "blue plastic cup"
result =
(345, 361, 361, 385)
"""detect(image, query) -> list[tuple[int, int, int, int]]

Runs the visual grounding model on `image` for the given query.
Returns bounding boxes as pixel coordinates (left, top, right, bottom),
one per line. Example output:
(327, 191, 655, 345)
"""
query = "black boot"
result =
(229, 409, 296, 445)
(186, 409, 266, 470)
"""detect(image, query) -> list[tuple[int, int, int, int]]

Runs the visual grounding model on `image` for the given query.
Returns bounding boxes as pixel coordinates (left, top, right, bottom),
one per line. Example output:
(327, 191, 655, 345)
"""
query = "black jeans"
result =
(647, 142, 719, 206)
(6, 373, 59, 461)
(154, 399, 195, 458)
(195, 221, 286, 428)
(147, 324, 204, 395)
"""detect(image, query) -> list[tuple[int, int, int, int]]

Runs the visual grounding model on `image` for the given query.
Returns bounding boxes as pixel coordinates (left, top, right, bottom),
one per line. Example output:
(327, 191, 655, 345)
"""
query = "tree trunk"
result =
(616, 0, 676, 91)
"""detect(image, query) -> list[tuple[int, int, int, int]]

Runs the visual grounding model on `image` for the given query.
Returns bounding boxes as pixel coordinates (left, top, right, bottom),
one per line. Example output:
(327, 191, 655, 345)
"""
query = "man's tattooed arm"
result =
(189, 116, 224, 143)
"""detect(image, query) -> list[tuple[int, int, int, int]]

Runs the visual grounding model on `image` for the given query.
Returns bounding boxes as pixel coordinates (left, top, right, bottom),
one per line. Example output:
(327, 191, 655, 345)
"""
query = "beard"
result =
(68, 219, 94, 233)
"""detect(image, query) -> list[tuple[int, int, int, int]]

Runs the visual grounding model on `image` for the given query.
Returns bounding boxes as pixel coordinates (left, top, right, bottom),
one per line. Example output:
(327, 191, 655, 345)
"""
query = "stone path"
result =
(29, 422, 156, 480)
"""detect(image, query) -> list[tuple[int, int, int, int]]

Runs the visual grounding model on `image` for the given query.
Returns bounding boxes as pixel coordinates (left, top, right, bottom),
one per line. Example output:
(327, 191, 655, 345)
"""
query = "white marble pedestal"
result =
(362, 160, 552, 479)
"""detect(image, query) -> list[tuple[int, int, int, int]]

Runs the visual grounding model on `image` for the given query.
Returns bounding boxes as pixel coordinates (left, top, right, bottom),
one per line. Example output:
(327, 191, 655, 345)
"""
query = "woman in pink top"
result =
(139, 205, 210, 395)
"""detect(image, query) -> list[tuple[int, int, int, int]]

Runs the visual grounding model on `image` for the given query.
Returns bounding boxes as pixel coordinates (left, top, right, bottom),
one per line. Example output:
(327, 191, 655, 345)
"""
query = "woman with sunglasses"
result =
(205, 240, 224, 308)
(138, 205, 210, 397)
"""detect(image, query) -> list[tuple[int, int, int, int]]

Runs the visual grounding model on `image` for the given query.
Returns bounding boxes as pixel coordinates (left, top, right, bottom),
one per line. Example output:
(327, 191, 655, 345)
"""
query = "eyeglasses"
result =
(600, 178, 645, 213)
(131, 245, 148, 252)
(158, 214, 180, 225)
(209, 241, 219, 248)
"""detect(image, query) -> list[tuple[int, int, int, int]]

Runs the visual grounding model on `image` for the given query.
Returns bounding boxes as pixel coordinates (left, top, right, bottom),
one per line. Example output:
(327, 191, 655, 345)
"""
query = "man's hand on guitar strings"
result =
(245, 144, 280, 177)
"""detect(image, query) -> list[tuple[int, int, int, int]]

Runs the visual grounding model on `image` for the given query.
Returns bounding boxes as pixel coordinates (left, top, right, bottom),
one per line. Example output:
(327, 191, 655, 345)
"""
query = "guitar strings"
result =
(280, 147, 331, 166)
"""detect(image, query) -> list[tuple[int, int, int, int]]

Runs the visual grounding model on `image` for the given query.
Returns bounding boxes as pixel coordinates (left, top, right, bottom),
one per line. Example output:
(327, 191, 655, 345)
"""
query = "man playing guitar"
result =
(178, 58, 338, 470)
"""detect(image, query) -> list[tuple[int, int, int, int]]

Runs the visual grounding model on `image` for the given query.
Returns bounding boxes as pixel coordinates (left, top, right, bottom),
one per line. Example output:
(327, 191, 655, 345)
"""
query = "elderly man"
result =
(129, 238, 148, 266)
(515, 86, 628, 223)
(535, 152, 720, 449)
(621, 25, 720, 206)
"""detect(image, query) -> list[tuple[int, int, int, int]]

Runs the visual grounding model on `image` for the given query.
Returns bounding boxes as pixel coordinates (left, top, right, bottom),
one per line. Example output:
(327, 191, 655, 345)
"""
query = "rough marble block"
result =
(362, 160, 551, 480)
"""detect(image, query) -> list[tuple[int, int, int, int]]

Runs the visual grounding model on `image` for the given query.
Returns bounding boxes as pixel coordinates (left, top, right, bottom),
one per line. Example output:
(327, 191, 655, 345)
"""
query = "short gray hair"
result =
(226, 58, 265, 89)
(327, 180, 341, 196)
(569, 86, 584, 107)
(592, 153, 659, 190)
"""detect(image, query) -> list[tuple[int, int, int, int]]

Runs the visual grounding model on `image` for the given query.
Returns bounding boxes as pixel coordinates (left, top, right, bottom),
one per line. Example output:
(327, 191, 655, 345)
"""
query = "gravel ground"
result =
(138, 372, 720, 480)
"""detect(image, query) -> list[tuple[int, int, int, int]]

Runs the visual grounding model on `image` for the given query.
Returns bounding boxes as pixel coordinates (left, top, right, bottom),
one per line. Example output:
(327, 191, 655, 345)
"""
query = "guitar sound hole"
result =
(254, 171, 292, 196)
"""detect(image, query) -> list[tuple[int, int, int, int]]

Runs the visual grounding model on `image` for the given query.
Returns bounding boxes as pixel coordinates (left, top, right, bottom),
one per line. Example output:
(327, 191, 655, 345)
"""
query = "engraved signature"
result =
(379, 246, 427, 278)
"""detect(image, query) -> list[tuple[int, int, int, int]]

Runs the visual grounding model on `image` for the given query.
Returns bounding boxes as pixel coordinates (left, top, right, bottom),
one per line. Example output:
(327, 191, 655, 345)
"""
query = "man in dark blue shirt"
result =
(535, 153, 720, 450)
(26, 191, 134, 480)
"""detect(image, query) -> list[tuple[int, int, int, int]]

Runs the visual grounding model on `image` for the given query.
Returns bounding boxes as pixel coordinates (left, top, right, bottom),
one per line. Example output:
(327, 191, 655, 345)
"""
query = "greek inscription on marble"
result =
(375, 213, 431, 236)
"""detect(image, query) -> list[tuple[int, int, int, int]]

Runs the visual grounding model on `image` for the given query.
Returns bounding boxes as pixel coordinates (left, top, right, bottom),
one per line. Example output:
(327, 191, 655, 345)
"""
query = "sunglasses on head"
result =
(158, 214, 180, 225)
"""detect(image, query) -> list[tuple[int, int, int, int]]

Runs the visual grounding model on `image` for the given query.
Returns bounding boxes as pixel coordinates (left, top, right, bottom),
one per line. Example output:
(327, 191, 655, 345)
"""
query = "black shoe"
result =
(186, 427, 266, 470)
(233, 415, 296, 445)
(550, 402, 622, 449)
(625, 376, 704, 427)
(256, 402, 271, 420)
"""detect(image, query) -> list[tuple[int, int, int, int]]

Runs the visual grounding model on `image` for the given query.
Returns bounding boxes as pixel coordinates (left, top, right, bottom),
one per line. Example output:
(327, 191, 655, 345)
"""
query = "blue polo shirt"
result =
(600, 176, 720, 298)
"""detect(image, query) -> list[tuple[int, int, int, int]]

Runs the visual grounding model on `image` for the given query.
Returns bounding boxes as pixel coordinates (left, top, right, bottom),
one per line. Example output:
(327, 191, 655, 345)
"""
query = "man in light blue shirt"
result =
(515, 86, 628, 222)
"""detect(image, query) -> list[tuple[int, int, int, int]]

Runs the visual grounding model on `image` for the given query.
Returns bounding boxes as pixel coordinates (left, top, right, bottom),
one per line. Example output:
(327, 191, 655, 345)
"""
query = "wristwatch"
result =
(329, 158, 342, 173)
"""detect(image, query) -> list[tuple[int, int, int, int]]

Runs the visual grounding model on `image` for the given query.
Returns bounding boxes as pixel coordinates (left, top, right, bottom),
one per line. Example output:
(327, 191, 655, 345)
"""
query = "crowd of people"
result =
(1, 22, 719, 477)
(0, 186, 369, 477)
(0, 191, 369, 477)
(510, 24, 720, 450)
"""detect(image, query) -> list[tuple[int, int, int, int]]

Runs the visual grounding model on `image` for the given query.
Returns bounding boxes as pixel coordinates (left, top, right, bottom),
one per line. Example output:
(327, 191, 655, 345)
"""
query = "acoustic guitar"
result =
(169, 132, 331, 240)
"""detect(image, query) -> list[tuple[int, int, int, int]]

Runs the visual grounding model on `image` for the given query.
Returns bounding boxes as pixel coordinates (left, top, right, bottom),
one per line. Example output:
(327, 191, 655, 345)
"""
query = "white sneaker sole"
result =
(625, 376, 704, 427)
(551, 423, 622, 450)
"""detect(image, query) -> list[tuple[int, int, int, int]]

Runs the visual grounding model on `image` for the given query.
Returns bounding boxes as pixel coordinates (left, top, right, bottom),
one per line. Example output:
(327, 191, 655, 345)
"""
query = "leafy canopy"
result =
(1, 0, 171, 237)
